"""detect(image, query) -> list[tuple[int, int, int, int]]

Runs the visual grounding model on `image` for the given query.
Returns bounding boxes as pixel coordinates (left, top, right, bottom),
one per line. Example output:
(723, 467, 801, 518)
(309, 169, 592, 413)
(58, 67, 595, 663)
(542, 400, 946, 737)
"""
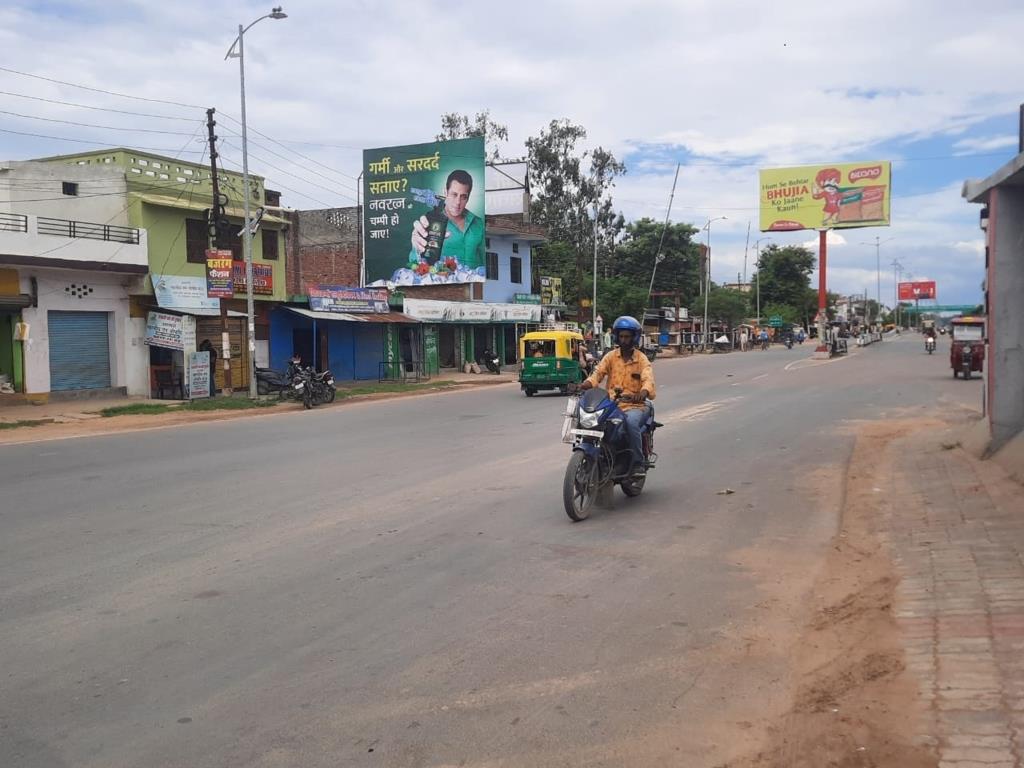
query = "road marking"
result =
(784, 352, 858, 372)
(660, 397, 744, 425)
(751, 373, 769, 381)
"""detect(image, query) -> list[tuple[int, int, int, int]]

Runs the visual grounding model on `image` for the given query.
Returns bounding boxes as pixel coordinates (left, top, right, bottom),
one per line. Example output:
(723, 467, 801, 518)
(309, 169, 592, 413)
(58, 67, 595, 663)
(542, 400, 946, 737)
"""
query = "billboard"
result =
(308, 285, 389, 314)
(898, 281, 937, 301)
(759, 161, 891, 232)
(540, 276, 564, 306)
(363, 137, 486, 286)
(205, 249, 234, 299)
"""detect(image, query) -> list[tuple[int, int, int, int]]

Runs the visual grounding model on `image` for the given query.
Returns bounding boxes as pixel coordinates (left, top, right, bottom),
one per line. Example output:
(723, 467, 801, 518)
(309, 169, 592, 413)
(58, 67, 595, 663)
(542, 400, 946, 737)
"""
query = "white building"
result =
(0, 161, 149, 401)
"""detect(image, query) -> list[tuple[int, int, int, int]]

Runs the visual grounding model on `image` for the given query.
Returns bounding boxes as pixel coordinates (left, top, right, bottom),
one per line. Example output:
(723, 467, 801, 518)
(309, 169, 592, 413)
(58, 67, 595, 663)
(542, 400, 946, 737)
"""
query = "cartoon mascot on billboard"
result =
(812, 168, 843, 227)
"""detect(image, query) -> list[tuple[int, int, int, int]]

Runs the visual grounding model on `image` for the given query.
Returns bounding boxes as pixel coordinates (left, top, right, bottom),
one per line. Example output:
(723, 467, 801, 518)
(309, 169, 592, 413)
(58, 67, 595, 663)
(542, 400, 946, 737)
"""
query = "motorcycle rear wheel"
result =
(303, 388, 312, 409)
(563, 451, 597, 522)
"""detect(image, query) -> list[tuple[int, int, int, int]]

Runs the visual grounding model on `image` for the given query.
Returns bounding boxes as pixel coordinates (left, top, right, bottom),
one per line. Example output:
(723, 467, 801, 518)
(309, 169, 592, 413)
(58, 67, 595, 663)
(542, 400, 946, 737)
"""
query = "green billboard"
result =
(363, 137, 486, 286)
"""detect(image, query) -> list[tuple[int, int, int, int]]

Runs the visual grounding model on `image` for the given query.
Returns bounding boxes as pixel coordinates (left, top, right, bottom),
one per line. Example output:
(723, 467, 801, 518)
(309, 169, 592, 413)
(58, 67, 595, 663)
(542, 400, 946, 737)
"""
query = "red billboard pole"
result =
(816, 229, 829, 353)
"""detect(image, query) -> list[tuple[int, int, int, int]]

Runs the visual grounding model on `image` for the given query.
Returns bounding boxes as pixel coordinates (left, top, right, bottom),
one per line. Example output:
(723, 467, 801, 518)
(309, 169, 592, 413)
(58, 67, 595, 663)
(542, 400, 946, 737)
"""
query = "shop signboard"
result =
(898, 281, 937, 300)
(205, 249, 234, 298)
(152, 274, 219, 311)
(403, 298, 541, 323)
(232, 262, 274, 295)
(186, 351, 211, 399)
(423, 325, 439, 375)
(308, 285, 389, 313)
(145, 311, 196, 351)
(363, 137, 486, 286)
(759, 161, 891, 232)
(540, 276, 564, 306)
(513, 293, 542, 304)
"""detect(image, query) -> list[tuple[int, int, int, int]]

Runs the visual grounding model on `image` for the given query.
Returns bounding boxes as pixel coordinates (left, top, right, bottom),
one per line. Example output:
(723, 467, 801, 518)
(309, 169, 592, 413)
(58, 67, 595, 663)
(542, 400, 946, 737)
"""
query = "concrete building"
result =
(0, 161, 150, 401)
(963, 147, 1024, 450)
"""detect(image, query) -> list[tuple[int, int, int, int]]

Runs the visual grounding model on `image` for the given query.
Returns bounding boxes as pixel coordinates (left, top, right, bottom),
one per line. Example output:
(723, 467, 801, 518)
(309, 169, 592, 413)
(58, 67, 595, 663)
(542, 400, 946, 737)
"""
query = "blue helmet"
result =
(612, 315, 642, 338)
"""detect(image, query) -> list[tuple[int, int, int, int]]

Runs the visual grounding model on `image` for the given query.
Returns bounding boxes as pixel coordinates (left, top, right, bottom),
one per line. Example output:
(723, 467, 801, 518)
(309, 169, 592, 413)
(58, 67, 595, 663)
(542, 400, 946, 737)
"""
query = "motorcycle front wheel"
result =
(563, 450, 597, 522)
(303, 388, 313, 409)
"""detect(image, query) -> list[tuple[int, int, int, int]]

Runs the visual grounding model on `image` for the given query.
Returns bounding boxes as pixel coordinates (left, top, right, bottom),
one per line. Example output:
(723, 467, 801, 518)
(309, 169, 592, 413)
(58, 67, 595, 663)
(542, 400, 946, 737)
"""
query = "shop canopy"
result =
(283, 307, 418, 324)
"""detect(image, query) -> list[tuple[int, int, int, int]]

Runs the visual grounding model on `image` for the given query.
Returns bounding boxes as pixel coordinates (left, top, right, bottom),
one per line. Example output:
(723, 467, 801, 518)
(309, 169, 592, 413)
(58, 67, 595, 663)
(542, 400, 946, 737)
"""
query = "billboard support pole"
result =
(816, 228, 829, 353)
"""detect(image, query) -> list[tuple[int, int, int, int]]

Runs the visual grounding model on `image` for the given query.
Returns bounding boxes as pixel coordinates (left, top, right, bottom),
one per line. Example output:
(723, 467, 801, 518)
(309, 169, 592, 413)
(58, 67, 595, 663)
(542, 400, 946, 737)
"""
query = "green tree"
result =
(436, 110, 509, 161)
(705, 287, 750, 330)
(761, 302, 803, 325)
(594, 276, 650, 322)
(751, 244, 816, 311)
(612, 218, 702, 304)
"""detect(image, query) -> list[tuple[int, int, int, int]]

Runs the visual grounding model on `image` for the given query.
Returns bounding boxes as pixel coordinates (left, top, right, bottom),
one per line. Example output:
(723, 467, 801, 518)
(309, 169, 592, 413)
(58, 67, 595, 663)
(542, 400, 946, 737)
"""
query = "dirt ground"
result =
(722, 418, 944, 768)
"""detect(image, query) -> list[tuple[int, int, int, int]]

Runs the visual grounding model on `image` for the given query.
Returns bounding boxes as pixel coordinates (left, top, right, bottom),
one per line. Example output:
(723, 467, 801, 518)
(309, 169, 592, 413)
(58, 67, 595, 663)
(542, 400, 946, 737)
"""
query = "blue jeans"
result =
(623, 405, 651, 469)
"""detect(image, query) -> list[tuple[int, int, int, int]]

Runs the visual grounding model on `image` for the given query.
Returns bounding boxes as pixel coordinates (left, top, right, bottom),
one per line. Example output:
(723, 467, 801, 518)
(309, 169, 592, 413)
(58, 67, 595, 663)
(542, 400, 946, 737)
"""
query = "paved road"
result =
(0, 334, 980, 767)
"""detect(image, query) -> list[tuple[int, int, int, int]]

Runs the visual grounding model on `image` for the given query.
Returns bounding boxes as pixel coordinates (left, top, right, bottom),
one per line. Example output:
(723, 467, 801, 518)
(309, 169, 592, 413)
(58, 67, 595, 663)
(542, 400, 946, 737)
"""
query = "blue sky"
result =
(1, 0, 1020, 306)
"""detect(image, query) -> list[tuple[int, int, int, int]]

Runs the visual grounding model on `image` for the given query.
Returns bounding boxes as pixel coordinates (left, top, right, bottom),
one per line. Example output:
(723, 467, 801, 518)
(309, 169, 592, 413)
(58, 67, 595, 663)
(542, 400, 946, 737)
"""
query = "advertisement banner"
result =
(232, 262, 274, 295)
(152, 274, 219, 311)
(759, 161, 891, 232)
(898, 281, 937, 300)
(402, 298, 541, 323)
(186, 351, 211, 399)
(205, 249, 234, 299)
(540, 276, 564, 306)
(145, 311, 196, 351)
(363, 137, 486, 286)
(308, 285, 389, 314)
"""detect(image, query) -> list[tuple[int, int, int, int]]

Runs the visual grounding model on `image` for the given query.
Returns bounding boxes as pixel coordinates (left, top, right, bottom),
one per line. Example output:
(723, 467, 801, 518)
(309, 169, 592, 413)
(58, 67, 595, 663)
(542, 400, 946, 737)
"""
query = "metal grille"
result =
(0, 212, 28, 232)
(37, 217, 140, 244)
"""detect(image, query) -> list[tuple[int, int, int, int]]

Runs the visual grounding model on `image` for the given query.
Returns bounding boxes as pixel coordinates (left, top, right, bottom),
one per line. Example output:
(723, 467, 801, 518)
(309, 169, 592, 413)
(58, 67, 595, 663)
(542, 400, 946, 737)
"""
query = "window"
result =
(61, 182, 78, 196)
(485, 237, 491, 249)
(262, 229, 279, 260)
(186, 219, 209, 264)
(183, 168, 194, 176)
(510, 256, 522, 284)
(138, 159, 148, 167)
(485, 251, 499, 280)
(512, 242, 519, 254)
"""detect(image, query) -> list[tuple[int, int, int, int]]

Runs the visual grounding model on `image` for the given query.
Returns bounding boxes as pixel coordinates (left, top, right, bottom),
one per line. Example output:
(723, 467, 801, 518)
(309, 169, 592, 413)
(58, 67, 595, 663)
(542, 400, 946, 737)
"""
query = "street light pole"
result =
(861, 236, 894, 328)
(226, 7, 287, 399)
(753, 237, 772, 323)
(700, 216, 727, 348)
(592, 206, 598, 345)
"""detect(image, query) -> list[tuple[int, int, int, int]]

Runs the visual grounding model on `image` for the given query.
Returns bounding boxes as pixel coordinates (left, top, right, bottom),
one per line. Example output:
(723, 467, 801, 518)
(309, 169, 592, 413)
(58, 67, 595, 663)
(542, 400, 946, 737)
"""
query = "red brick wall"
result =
(401, 283, 481, 301)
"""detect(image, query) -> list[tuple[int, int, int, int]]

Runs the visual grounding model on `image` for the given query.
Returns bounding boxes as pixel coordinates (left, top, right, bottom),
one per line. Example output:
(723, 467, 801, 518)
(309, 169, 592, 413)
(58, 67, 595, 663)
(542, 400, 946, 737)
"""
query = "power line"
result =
(0, 126, 206, 154)
(218, 125, 359, 193)
(0, 89, 198, 121)
(217, 150, 336, 209)
(0, 65, 203, 110)
(220, 140, 358, 205)
(219, 114, 361, 182)
(0, 108, 203, 136)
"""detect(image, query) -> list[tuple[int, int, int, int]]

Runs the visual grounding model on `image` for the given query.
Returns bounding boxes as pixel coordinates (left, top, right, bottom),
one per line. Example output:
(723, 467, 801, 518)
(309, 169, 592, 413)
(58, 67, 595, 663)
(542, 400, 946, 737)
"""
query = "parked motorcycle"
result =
(925, 336, 936, 355)
(560, 387, 661, 522)
(256, 356, 303, 397)
(480, 348, 501, 375)
(294, 366, 336, 409)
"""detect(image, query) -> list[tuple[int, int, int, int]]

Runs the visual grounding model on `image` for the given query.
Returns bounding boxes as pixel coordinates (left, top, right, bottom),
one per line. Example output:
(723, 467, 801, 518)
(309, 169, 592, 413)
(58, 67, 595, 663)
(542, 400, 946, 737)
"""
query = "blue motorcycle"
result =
(561, 387, 661, 521)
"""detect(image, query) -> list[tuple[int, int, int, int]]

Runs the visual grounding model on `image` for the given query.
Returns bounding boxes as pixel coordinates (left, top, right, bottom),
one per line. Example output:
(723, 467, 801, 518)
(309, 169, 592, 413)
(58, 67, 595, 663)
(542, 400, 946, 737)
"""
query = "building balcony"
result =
(0, 212, 148, 273)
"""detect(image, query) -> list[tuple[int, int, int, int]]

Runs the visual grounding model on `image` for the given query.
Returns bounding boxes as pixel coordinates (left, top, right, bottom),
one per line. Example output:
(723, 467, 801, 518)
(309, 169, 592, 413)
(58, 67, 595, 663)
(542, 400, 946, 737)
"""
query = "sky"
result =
(1, 0, 1021, 307)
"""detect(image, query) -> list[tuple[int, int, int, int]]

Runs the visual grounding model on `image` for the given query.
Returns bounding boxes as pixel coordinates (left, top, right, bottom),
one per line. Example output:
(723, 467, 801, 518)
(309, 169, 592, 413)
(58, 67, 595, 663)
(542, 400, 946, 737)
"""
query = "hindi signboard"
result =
(232, 262, 274, 295)
(540, 276, 564, 306)
(205, 249, 234, 299)
(145, 311, 196, 351)
(363, 137, 486, 286)
(759, 161, 891, 232)
(308, 285, 389, 314)
(186, 351, 211, 399)
(152, 274, 219, 311)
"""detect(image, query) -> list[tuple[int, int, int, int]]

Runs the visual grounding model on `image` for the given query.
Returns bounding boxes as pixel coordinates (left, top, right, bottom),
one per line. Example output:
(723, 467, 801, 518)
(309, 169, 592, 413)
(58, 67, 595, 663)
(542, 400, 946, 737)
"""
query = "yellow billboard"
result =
(759, 161, 891, 232)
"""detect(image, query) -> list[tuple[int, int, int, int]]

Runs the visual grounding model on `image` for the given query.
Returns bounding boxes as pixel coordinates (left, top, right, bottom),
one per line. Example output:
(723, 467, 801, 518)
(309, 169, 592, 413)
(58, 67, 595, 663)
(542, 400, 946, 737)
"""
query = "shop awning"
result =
(0, 294, 33, 310)
(149, 305, 247, 317)
(133, 193, 290, 227)
(284, 307, 419, 323)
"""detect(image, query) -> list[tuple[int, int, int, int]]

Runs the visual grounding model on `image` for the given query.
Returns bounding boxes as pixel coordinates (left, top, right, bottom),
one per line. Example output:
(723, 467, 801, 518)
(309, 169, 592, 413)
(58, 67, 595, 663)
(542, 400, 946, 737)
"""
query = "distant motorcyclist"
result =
(577, 316, 656, 478)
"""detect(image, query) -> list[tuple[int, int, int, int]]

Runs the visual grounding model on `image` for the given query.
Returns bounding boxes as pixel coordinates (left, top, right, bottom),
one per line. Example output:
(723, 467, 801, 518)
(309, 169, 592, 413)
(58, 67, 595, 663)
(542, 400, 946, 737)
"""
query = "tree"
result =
(526, 119, 626, 304)
(612, 218, 702, 305)
(594, 276, 649, 323)
(436, 110, 509, 161)
(705, 287, 749, 330)
(751, 244, 816, 321)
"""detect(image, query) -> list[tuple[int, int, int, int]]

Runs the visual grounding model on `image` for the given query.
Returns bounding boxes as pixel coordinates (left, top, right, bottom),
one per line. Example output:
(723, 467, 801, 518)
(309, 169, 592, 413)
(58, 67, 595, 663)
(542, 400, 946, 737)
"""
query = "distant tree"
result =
(612, 218, 702, 305)
(706, 287, 750, 330)
(436, 110, 509, 161)
(750, 244, 816, 314)
(594, 276, 650, 322)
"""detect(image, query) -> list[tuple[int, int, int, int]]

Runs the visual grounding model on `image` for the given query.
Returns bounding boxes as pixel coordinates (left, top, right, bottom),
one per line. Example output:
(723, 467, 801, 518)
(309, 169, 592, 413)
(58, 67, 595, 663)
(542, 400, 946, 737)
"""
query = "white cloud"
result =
(953, 135, 1020, 154)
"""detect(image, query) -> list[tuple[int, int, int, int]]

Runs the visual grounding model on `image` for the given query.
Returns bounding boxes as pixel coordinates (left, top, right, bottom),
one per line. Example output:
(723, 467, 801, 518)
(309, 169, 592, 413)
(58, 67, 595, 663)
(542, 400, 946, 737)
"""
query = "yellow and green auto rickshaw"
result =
(519, 329, 588, 397)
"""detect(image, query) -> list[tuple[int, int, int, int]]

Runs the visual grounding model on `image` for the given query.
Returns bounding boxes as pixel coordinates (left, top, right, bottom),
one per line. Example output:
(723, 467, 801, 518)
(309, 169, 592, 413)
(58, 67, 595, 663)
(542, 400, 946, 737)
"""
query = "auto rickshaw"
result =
(950, 316, 985, 380)
(519, 329, 588, 396)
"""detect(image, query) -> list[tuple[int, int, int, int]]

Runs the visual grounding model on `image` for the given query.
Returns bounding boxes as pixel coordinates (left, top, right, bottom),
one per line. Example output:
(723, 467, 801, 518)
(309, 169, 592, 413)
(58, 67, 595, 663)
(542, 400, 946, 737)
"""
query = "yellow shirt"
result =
(586, 348, 656, 410)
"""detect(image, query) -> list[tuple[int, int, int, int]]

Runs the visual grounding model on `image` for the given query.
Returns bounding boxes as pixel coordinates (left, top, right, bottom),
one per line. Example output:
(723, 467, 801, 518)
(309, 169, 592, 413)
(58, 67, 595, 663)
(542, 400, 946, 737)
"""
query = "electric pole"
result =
(206, 108, 233, 394)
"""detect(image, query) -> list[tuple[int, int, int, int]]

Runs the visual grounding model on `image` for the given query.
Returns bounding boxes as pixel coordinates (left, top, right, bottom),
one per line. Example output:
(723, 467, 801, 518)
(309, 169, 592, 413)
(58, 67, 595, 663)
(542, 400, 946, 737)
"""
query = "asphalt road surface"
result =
(0, 334, 981, 767)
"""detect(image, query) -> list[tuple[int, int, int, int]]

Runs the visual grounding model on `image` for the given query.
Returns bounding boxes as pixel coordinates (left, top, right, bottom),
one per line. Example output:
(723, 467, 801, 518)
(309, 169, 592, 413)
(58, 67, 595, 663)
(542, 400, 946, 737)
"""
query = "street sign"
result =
(769, 316, 784, 328)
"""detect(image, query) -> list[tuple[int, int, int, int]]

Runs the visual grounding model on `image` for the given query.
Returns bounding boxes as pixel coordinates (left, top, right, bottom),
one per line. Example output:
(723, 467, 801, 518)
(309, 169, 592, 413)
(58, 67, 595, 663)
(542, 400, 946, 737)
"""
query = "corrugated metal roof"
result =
(283, 307, 419, 324)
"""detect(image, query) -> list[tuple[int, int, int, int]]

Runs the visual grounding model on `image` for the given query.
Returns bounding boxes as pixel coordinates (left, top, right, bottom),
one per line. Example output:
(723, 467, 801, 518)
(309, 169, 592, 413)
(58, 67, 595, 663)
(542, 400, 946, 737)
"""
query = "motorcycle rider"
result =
(577, 316, 656, 478)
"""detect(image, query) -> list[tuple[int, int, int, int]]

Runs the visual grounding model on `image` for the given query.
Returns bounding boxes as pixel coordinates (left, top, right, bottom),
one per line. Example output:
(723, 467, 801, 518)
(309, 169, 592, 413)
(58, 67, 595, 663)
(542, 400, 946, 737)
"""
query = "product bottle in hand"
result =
(422, 198, 448, 265)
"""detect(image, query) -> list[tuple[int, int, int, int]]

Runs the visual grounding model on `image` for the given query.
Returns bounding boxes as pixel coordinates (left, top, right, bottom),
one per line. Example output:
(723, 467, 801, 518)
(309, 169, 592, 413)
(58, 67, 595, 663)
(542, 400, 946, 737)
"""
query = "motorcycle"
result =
(925, 336, 936, 355)
(256, 356, 303, 397)
(294, 366, 336, 409)
(561, 387, 661, 522)
(480, 348, 501, 375)
(785, 336, 794, 350)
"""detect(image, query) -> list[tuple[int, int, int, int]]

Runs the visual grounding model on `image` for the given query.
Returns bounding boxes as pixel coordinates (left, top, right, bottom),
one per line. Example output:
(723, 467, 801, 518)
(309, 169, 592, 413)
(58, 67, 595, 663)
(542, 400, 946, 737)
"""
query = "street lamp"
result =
(860, 236, 894, 328)
(225, 6, 288, 399)
(753, 236, 772, 323)
(700, 216, 727, 348)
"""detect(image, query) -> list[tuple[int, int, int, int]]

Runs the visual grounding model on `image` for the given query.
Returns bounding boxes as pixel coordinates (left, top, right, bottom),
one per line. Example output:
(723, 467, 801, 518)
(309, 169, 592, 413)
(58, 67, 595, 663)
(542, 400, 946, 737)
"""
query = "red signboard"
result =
(898, 281, 937, 301)
(205, 249, 234, 298)
(232, 261, 274, 295)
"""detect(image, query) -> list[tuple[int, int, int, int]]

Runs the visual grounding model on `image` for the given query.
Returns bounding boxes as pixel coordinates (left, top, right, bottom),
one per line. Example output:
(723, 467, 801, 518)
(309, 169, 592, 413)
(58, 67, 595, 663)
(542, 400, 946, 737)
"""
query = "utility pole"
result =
(206, 108, 232, 394)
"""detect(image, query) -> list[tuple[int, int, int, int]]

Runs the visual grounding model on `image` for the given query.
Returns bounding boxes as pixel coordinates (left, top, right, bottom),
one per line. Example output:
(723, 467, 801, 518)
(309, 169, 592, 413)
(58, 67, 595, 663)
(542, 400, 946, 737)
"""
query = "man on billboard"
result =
(408, 169, 485, 275)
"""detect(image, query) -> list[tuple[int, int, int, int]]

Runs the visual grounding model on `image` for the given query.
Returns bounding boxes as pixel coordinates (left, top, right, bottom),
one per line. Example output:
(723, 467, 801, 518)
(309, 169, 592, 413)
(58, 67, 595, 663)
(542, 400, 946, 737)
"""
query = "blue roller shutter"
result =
(48, 311, 111, 390)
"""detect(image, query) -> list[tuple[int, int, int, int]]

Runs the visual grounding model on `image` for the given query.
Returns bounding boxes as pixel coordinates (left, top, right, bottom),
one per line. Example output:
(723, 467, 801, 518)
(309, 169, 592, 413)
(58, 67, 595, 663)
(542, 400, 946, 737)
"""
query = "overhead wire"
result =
(217, 149, 336, 210)
(0, 65, 204, 110)
(220, 140, 358, 205)
(0, 126, 205, 154)
(0, 88, 200, 121)
(0, 108, 204, 136)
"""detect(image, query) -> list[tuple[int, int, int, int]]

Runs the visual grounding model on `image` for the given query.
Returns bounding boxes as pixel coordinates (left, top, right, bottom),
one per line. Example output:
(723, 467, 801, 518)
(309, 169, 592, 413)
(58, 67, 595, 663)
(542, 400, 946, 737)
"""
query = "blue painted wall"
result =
(482, 236, 533, 304)
(269, 308, 383, 381)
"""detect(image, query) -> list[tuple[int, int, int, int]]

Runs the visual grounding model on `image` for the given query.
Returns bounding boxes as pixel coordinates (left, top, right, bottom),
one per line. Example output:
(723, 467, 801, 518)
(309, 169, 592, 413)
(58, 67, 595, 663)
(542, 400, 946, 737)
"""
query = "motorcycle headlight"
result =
(579, 409, 603, 429)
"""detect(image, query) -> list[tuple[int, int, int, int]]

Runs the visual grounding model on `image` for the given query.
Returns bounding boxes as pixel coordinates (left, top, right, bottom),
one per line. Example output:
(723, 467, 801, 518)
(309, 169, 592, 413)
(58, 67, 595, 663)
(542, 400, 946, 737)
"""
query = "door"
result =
(48, 310, 111, 391)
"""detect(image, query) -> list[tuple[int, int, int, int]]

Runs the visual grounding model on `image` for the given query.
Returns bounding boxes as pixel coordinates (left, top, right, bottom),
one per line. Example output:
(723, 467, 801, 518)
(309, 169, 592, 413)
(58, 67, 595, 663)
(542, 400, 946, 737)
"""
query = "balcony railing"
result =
(0, 212, 28, 233)
(36, 216, 140, 244)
